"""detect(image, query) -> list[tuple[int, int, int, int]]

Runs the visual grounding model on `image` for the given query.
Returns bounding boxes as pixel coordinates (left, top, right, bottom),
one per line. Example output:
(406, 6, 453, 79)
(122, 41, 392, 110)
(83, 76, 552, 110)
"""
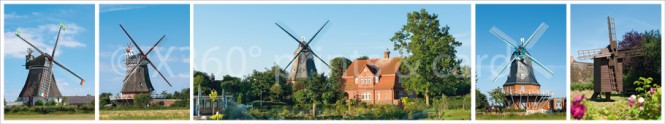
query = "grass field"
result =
(476, 112, 566, 120)
(439, 109, 471, 120)
(100, 109, 189, 120)
(571, 90, 628, 108)
(4, 113, 94, 120)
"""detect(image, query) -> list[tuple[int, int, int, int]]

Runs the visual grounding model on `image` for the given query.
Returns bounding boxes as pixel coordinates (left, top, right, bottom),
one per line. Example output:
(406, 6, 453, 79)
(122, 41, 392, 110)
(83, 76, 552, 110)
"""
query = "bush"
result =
(34, 100, 45, 106)
(571, 82, 594, 91)
(133, 93, 151, 107)
(210, 113, 224, 120)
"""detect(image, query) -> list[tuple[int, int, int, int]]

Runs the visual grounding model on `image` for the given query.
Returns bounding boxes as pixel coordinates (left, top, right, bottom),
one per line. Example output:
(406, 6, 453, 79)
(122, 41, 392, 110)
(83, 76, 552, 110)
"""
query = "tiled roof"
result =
(342, 57, 402, 78)
(343, 56, 403, 90)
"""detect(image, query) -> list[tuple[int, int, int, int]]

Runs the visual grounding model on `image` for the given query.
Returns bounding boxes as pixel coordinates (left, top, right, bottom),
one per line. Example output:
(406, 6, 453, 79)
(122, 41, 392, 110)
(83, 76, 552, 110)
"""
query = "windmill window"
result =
(521, 86, 525, 92)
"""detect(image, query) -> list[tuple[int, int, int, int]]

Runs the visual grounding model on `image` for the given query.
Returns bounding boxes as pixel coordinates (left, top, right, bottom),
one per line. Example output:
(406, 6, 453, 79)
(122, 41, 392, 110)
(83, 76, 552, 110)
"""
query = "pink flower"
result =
(650, 88, 655, 95)
(628, 95, 636, 107)
(573, 94, 585, 105)
(638, 97, 645, 106)
(572, 103, 587, 120)
(571, 95, 587, 120)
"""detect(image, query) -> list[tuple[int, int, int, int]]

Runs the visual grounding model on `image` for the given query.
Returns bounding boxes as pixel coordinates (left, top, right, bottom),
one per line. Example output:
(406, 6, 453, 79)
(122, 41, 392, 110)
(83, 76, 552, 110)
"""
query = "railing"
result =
(504, 89, 553, 96)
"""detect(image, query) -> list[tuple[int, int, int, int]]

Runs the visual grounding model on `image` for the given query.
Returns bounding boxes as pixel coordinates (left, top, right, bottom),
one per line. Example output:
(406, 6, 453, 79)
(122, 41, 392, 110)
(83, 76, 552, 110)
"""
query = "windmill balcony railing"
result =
(504, 89, 553, 97)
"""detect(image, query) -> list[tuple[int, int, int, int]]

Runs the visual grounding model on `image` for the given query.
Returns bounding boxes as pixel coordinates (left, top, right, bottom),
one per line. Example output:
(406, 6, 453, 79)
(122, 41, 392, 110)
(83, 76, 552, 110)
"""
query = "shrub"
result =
(210, 113, 224, 120)
(571, 82, 594, 91)
(34, 100, 45, 106)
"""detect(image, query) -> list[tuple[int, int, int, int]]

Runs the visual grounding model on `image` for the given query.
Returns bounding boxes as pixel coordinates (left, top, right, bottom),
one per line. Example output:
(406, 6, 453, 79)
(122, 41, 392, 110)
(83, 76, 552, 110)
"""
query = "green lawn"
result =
(441, 109, 471, 120)
(571, 90, 628, 108)
(100, 109, 189, 120)
(476, 112, 566, 120)
(4, 113, 95, 120)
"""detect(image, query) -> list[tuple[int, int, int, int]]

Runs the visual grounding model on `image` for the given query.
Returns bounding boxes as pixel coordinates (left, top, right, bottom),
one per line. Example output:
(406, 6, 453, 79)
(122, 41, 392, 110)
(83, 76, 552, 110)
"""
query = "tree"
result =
(623, 30, 661, 93)
(100, 92, 112, 106)
(194, 70, 214, 94)
(488, 87, 506, 107)
(134, 93, 152, 108)
(390, 8, 463, 106)
(237, 93, 243, 104)
(247, 66, 287, 102)
(355, 56, 369, 60)
(209, 90, 218, 113)
(329, 57, 352, 100)
(475, 88, 489, 109)
(269, 83, 283, 102)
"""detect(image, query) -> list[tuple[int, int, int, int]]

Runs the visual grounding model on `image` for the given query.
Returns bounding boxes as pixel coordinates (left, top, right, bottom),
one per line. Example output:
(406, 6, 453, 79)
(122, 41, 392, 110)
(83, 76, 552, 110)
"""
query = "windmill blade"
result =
(492, 56, 518, 83)
(489, 26, 519, 49)
(283, 50, 304, 70)
(52, 60, 85, 86)
(122, 58, 144, 83)
(119, 24, 146, 55)
(524, 53, 554, 75)
(15, 33, 50, 56)
(275, 22, 305, 46)
(524, 22, 549, 48)
(145, 35, 166, 55)
(306, 20, 330, 45)
(310, 51, 331, 68)
(51, 24, 66, 58)
(146, 59, 172, 87)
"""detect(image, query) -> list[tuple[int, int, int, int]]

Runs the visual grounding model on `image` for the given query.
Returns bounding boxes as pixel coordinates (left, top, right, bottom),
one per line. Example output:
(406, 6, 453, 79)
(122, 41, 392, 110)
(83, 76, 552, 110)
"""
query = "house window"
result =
(377, 92, 381, 100)
(556, 102, 562, 109)
(355, 77, 358, 84)
(361, 92, 372, 100)
(375, 76, 379, 84)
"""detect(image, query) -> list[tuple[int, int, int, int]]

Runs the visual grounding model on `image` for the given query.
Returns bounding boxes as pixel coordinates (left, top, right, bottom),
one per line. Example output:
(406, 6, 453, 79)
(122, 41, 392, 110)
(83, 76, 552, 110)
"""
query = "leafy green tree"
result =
(209, 90, 218, 113)
(247, 66, 288, 102)
(134, 93, 151, 108)
(237, 93, 243, 104)
(269, 83, 283, 102)
(220, 75, 242, 94)
(488, 87, 506, 107)
(623, 30, 661, 92)
(475, 88, 489, 109)
(329, 57, 352, 101)
(100, 92, 113, 106)
(390, 8, 463, 106)
(355, 56, 369, 60)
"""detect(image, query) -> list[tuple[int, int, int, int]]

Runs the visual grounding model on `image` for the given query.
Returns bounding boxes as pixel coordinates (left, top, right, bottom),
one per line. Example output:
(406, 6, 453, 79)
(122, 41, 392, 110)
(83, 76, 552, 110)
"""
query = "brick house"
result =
(342, 50, 409, 105)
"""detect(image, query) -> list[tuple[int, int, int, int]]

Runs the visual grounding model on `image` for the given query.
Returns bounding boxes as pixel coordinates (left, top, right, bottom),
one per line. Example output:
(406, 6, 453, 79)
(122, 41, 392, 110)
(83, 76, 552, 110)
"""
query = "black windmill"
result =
(118, 24, 172, 99)
(275, 21, 332, 83)
(15, 24, 85, 106)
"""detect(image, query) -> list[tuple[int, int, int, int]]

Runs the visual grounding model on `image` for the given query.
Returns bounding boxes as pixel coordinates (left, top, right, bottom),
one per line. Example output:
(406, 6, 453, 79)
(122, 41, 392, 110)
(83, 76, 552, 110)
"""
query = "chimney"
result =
(384, 48, 390, 59)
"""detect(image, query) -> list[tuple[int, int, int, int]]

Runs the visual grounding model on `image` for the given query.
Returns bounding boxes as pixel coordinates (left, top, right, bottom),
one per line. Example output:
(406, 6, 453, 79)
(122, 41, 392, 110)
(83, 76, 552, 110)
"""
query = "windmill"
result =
(15, 24, 85, 106)
(577, 16, 643, 101)
(275, 21, 332, 84)
(117, 24, 172, 100)
(490, 22, 555, 113)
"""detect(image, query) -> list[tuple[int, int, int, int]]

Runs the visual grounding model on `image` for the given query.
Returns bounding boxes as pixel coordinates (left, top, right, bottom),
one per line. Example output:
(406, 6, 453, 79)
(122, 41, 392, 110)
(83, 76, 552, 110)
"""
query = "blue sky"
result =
(4, 4, 95, 101)
(99, 4, 190, 94)
(571, 4, 661, 62)
(476, 4, 567, 98)
(194, 4, 471, 79)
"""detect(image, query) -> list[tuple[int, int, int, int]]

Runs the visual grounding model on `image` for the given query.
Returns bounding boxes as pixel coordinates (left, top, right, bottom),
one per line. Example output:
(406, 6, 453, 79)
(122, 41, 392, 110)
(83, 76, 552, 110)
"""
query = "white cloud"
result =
(101, 5, 146, 13)
(4, 23, 86, 58)
(4, 12, 28, 19)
